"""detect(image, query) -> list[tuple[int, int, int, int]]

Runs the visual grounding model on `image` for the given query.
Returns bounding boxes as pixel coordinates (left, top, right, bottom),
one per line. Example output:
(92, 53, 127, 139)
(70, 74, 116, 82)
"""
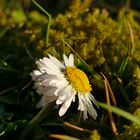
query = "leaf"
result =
(0, 60, 19, 73)
(0, 120, 27, 136)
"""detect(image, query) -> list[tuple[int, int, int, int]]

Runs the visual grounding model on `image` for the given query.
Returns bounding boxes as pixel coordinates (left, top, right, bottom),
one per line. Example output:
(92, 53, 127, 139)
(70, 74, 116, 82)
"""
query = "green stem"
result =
(19, 102, 55, 140)
(32, 0, 51, 47)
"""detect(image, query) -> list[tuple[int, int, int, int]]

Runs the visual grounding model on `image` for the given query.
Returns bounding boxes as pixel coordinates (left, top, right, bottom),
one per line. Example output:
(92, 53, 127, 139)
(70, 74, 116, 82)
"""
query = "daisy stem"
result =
(19, 102, 55, 140)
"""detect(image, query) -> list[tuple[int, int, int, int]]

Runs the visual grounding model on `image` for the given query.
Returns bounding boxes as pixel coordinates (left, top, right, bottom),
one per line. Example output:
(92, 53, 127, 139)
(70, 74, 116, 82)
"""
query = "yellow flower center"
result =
(65, 67, 92, 93)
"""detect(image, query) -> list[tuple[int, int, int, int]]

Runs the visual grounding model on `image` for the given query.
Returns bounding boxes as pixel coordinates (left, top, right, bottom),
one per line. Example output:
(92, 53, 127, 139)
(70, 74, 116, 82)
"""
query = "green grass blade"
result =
(97, 102, 140, 125)
(32, 0, 51, 47)
(118, 47, 129, 75)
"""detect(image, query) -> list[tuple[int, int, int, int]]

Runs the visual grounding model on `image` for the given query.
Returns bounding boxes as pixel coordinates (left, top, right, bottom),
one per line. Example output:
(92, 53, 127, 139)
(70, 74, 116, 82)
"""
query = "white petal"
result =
(87, 106, 97, 119)
(48, 54, 65, 69)
(68, 54, 74, 66)
(85, 95, 97, 119)
(56, 92, 68, 105)
(36, 59, 48, 73)
(37, 86, 57, 96)
(56, 73, 66, 79)
(50, 79, 67, 87)
(31, 70, 42, 76)
(54, 84, 68, 96)
(63, 54, 69, 66)
(57, 94, 67, 102)
(41, 79, 53, 87)
(30, 70, 42, 80)
(56, 86, 76, 105)
(78, 93, 97, 120)
(59, 94, 75, 116)
(43, 74, 58, 80)
(42, 57, 59, 70)
(56, 84, 71, 96)
(56, 98, 64, 105)
(83, 110, 88, 120)
(59, 106, 67, 116)
(72, 94, 76, 102)
(78, 94, 85, 111)
(63, 54, 75, 67)
(36, 58, 61, 75)
(34, 73, 57, 82)
(89, 94, 99, 108)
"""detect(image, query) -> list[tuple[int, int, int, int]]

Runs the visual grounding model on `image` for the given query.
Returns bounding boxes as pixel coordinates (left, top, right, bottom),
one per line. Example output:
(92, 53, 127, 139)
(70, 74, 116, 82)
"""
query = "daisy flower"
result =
(31, 54, 98, 120)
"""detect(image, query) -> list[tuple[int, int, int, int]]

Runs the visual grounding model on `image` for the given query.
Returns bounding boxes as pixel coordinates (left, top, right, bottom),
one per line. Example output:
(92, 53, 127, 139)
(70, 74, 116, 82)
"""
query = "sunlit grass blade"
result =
(64, 122, 92, 133)
(97, 102, 140, 125)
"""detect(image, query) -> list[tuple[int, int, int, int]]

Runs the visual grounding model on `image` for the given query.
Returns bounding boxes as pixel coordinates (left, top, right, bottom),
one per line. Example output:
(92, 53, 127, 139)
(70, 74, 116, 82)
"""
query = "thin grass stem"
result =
(32, 0, 51, 47)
